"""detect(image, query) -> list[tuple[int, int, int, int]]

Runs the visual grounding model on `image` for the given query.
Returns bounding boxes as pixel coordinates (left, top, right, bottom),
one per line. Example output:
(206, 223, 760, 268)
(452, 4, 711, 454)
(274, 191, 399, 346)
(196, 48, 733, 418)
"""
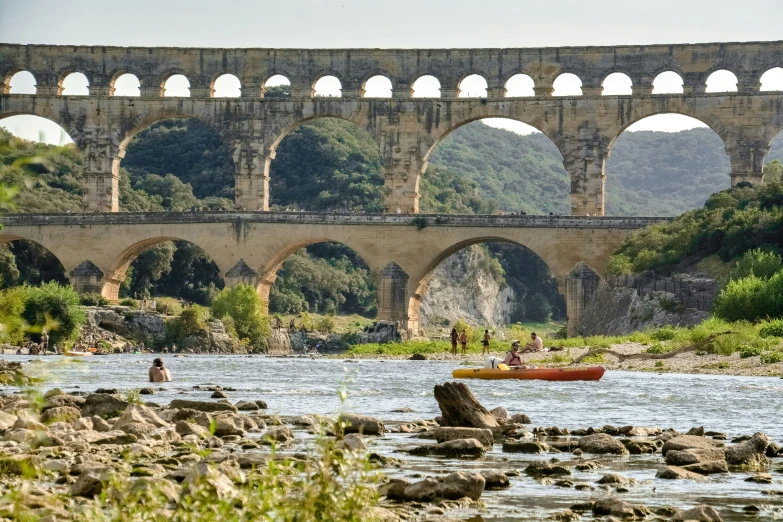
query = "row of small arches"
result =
(7, 68, 783, 98)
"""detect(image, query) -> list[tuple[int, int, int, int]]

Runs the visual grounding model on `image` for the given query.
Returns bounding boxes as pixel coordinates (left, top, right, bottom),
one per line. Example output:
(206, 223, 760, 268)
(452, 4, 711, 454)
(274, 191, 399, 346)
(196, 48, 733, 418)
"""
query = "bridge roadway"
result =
(0, 212, 666, 335)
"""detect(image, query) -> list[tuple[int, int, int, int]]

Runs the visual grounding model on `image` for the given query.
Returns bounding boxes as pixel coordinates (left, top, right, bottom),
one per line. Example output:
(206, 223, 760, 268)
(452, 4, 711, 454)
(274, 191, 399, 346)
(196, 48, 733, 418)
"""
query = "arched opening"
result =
(416, 241, 566, 337)
(411, 75, 441, 98)
(458, 75, 488, 98)
(268, 117, 384, 212)
(705, 70, 738, 93)
(602, 72, 632, 95)
(423, 118, 569, 215)
(6, 71, 36, 94)
(504, 74, 535, 97)
(112, 73, 140, 96)
(0, 114, 74, 146)
(120, 118, 236, 208)
(60, 72, 89, 96)
(119, 240, 224, 305)
(652, 71, 684, 94)
(552, 73, 582, 96)
(766, 131, 783, 183)
(760, 67, 783, 92)
(163, 74, 190, 97)
(313, 75, 341, 97)
(264, 75, 291, 98)
(363, 75, 392, 98)
(0, 239, 67, 290)
(212, 74, 241, 98)
(267, 242, 377, 320)
(607, 114, 728, 216)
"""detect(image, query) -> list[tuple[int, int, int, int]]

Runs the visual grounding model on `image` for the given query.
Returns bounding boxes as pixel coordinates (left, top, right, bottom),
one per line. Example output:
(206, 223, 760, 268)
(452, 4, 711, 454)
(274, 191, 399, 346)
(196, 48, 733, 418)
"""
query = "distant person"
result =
(503, 341, 522, 367)
(450, 328, 458, 356)
(459, 329, 468, 355)
(149, 358, 172, 382)
(41, 332, 49, 352)
(396, 208, 401, 214)
(289, 318, 296, 331)
(520, 333, 544, 353)
(275, 317, 283, 330)
(482, 329, 491, 355)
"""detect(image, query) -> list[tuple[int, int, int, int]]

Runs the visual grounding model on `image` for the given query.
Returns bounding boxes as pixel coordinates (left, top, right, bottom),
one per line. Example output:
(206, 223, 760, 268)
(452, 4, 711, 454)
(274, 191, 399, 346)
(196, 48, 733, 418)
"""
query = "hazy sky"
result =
(1, 0, 782, 142)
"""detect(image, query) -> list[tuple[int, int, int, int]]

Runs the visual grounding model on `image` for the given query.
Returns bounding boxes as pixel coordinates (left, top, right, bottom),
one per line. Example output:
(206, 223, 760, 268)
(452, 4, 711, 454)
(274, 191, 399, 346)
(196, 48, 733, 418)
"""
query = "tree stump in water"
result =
(434, 382, 500, 429)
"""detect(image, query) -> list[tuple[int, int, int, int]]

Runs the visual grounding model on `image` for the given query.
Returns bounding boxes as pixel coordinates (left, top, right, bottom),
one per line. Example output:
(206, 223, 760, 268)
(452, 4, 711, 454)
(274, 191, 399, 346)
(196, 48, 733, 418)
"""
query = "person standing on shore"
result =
(450, 328, 458, 356)
(459, 329, 468, 355)
(41, 332, 49, 353)
(482, 329, 491, 355)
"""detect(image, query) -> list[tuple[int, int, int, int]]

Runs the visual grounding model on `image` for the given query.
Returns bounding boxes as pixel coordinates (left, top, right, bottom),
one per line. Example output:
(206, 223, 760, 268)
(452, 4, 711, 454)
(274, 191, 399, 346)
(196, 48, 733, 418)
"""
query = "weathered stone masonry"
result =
(0, 212, 663, 336)
(2, 42, 783, 214)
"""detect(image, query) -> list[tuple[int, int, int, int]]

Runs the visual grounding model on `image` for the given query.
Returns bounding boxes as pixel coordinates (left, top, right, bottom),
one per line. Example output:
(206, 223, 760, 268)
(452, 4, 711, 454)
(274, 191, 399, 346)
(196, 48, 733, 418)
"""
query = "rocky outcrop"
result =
(420, 246, 515, 328)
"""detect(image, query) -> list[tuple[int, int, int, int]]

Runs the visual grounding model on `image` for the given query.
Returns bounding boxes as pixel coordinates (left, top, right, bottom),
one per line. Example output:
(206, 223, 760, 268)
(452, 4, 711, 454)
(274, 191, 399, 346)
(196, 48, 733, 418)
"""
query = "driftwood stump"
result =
(434, 382, 499, 429)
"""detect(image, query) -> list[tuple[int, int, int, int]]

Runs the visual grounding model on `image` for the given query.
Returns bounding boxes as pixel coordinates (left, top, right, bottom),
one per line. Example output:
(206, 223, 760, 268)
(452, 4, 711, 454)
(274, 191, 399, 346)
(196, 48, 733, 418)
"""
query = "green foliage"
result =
(727, 248, 783, 282)
(651, 326, 677, 341)
(452, 319, 473, 343)
(119, 298, 137, 308)
(125, 389, 143, 405)
(211, 285, 269, 352)
(79, 292, 109, 306)
(419, 165, 497, 214)
(315, 315, 336, 333)
(713, 271, 783, 322)
(760, 351, 783, 364)
(21, 282, 86, 346)
(0, 286, 29, 345)
(606, 254, 633, 276)
(155, 297, 183, 316)
(645, 343, 670, 354)
(167, 305, 209, 343)
(759, 320, 783, 338)
(739, 345, 763, 358)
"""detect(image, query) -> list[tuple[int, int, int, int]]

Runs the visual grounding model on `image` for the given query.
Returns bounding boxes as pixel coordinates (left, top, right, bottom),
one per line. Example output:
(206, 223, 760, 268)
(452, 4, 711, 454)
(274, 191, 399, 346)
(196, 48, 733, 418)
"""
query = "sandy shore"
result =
(339, 343, 783, 378)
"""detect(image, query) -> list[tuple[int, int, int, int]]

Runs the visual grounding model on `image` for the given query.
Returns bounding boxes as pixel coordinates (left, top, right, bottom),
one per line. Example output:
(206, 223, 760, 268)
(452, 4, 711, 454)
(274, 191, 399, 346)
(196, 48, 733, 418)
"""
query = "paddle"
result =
(497, 363, 510, 371)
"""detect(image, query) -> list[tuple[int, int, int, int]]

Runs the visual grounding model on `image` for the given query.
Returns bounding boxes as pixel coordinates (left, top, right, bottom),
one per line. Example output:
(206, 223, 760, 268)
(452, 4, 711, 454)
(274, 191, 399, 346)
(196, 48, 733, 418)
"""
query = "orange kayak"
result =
(452, 366, 605, 381)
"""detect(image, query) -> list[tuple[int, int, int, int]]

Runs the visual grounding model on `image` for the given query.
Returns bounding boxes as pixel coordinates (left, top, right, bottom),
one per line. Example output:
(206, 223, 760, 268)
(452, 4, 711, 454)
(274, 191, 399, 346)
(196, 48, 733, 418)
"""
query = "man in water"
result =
(149, 358, 172, 382)
(503, 341, 523, 367)
(520, 333, 544, 353)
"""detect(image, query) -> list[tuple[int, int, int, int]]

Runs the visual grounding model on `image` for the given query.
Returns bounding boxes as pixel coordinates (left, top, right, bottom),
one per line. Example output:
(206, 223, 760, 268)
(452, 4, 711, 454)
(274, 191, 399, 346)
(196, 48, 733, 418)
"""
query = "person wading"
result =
(149, 358, 172, 382)
(450, 328, 458, 356)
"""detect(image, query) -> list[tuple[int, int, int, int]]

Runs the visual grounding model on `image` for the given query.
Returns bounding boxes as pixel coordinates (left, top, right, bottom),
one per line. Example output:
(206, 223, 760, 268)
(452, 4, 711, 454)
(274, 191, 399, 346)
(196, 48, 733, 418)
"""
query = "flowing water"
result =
(9, 354, 783, 520)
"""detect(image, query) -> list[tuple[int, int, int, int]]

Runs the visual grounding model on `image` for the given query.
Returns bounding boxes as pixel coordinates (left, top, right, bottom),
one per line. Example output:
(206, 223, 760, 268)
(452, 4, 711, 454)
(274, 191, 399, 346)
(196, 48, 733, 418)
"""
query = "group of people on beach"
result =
(14, 333, 55, 355)
(449, 327, 544, 364)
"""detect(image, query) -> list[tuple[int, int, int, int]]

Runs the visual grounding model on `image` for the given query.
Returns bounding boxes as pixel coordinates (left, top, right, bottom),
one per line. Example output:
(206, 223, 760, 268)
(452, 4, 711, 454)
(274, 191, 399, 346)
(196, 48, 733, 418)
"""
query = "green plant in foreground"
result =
(125, 389, 143, 405)
(760, 351, 783, 364)
(759, 320, 783, 339)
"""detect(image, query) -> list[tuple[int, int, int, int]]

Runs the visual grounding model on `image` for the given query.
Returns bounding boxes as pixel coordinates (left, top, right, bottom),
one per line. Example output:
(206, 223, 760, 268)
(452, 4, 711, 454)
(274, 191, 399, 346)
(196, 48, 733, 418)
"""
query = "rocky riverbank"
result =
(1, 365, 782, 520)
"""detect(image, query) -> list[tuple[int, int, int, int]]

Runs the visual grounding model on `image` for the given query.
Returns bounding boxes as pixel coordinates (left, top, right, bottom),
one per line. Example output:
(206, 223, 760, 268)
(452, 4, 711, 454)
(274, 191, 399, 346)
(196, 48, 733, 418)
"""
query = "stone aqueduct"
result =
(1, 41, 782, 335)
(1, 41, 783, 215)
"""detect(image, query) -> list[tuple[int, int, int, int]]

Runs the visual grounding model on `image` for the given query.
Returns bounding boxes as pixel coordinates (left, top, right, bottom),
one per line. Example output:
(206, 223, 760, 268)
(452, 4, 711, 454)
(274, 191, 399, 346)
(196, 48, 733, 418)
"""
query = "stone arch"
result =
(362, 74, 393, 98)
(0, 235, 69, 287)
(552, 73, 583, 96)
(705, 69, 738, 93)
(312, 73, 342, 97)
(110, 72, 141, 96)
(504, 73, 535, 97)
(161, 72, 191, 97)
(760, 67, 783, 91)
(411, 74, 441, 98)
(0, 113, 76, 146)
(211, 73, 241, 97)
(59, 72, 90, 96)
(457, 74, 488, 98)
(652, 70, 684, 94)
(262, 74, 292, 98)
(601, 72, 633, 95)
(3, 70, 36, 95)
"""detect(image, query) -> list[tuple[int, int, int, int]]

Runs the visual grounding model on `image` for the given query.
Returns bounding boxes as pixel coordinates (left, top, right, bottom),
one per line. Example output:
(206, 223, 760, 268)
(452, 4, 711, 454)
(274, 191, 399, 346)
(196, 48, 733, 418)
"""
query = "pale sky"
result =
(2, 0, 783, 143)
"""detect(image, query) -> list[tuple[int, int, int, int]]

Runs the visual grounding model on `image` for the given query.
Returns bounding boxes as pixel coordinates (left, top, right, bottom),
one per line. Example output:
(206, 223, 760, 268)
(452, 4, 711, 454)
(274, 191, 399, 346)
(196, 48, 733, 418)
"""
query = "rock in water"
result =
(433, 382, 499, 429)
(579, 433, 628, 455)
(725, 432, 770, 470)
(672, 505, 723, 521)
(433, 427, 493, 446)
(80, 394, 129, 419)
(339, 413, 385, 436)
(402, 471, 485, 502)
(168, 400, 238, 413)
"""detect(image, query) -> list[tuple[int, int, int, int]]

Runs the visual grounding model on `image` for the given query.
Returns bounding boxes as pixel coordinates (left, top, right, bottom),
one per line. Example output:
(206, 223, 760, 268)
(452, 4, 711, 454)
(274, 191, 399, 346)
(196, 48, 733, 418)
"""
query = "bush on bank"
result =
(0, 282, 85, 347)
(211, 284, 269, 352)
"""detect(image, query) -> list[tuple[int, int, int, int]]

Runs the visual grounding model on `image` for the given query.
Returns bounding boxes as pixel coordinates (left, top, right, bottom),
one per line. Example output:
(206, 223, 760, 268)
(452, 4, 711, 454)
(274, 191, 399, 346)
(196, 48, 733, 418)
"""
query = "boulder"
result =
(235, 400, 260, 411)
(213, 414, 246, 437)
(70, 467, 109, 497)
(168, 400, 237, 413)
(661, 435, 724, 456)
(80, 394, 129, 419)
(402, 471, 485, 502)
(509, 413, 532, 424)
(502, 440, 549, 453)
(433, 382, 499, 429)
(665, 448, 726, 466)
(655, 465, 707, 481)
(725, 432, 769, 470)
(181, 461, 239, 500)
(41, 394, 85, 412)
(672, 505, 723, 521)
(41, 406, 81, 424)
(113, 404, 169, 431)
(597, 473, 635, 486)
(579, 433, 628, 455)
(12, 410, 45, 431)
(175, 420, 210, 439)
(432, 427, 493, 446)
(211, 391, 228, 399)
(408, 438, 486, 457)
(682, 460, 729, 475)
(339, 413, 385, 436)
(489, 407, 509, 424)
(482, 470, 511, 490)
(0, 411, 17, 431)
(340, 433, 366, 452)
(90, 416, 112, 432)
(592, 499, 651, 518)
(379, 478, 410, 500)
(94, 431, 138, 445)
(71, 417, 93, 431)
(523, 461, 571, 477)
(261, 426, 293, 444)
(169, 409, 213, 428)
(139, 388, 155, 395)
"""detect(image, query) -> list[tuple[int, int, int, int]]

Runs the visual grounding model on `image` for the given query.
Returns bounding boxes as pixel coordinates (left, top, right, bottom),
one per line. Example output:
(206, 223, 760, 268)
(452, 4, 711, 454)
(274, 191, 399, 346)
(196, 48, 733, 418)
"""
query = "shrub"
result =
(739, 345, 763, 358)
(606, 254, 633, 276)
(22, 282, 86, 346)
(632, 249, 660, 272)
(315, 315, 336, 333)
(166, 305, 209, 343)
(646, 343, 670, 354)
(155, 297, 182, 316)
(714, 270, 783, 322)
(452, 319, 474, 344)
(79, 292, 109, 306)
(761, 351, 783, 364)
(119, 298, 138, 308)
(651, 326, 677, 341)
(0, 286, 28, 345)
(759, 319, 783, 338)
(727, 248, 783, 282)
(211, 284, 269, 352)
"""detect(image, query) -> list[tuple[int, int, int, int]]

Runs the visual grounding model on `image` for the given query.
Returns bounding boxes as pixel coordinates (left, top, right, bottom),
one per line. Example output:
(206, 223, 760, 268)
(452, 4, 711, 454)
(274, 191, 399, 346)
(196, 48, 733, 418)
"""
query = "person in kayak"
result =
(450, 328, 458, 356)
(520, 332, 544, 353)
(149, 358, 172, 382)
(504, 341, 523, 367)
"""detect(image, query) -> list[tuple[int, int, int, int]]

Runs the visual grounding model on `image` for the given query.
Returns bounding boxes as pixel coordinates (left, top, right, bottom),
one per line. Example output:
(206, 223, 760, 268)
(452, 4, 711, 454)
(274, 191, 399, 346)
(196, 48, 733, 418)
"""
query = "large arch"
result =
(0, 113, 76, 147)
(0, 238, 68, 290)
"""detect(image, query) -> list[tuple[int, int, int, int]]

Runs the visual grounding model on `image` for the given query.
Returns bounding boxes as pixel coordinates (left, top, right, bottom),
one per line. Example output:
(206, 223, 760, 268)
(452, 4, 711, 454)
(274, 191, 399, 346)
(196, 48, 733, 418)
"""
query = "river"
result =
(10, 354, 783, 520)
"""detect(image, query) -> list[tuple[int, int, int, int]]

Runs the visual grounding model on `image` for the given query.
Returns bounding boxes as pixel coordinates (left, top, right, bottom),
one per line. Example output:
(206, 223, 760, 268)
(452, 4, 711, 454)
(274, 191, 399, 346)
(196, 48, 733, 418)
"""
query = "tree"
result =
(21, 282, 86, 346)
(211, 285, 269, 352)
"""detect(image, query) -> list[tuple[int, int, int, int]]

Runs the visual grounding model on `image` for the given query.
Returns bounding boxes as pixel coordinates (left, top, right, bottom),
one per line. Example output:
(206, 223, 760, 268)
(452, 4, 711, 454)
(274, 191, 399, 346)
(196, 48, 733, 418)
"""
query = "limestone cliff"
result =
(420, 246, 515, 328)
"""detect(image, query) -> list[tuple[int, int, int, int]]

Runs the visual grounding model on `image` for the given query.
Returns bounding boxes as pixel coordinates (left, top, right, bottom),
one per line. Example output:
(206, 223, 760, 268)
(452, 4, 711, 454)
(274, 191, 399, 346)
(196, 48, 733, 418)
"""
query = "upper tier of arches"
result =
(3, 41, 783, 98)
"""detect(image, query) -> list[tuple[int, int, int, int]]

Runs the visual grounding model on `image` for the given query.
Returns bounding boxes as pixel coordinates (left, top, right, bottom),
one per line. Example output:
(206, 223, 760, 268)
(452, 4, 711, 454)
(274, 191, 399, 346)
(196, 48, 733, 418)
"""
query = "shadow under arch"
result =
(408, 236, 568, 332)
(258, 238, 378, 317)
(0, 236, 68, 289)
